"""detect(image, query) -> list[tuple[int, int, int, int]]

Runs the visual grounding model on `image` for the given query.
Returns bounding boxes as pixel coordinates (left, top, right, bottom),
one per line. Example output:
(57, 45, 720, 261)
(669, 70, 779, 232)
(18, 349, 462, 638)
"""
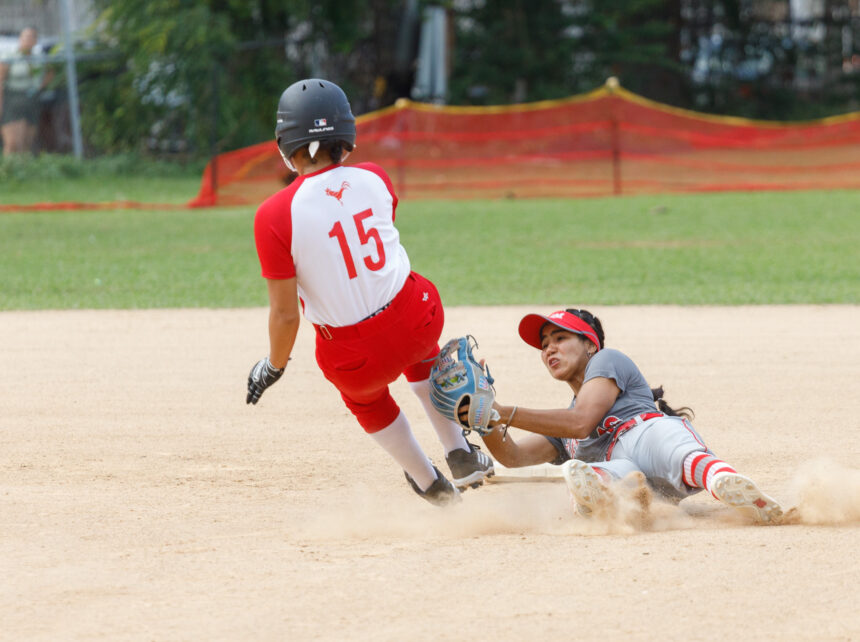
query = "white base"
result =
(486, 462, 565, 483)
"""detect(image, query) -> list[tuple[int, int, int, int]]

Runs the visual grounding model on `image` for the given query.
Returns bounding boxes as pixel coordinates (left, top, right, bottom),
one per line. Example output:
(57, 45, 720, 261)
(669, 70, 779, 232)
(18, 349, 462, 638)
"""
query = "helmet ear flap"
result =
(277, 137, 296, 172)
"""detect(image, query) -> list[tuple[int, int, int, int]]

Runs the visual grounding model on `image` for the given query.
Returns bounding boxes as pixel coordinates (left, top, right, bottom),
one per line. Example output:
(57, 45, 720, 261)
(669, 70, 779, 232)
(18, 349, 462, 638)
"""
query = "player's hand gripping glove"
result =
(429, 336, 500, 435)
(246, 357, 286, 405)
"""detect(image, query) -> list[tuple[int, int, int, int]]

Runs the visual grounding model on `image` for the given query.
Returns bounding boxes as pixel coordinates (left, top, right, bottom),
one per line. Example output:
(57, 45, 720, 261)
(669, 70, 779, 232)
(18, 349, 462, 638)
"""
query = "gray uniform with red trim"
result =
(546, 349, 709, 500)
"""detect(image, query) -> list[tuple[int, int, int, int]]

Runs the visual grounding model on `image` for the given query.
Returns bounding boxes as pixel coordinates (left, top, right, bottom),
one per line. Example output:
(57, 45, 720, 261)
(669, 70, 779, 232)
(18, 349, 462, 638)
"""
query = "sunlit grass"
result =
(0, 188, 857, 309)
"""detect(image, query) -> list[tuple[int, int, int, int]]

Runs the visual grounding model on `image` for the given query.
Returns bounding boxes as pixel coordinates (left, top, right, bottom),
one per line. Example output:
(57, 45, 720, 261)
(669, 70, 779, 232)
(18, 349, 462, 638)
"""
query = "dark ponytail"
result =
(651, 385, 694, 420)
(309, 139, 351, 165)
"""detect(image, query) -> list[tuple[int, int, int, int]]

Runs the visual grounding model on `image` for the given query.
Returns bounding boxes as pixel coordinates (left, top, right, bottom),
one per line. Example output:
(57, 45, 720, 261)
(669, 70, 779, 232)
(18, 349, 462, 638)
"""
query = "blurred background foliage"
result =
(80, 0, 416, 157)
(2, 0, 859, 161)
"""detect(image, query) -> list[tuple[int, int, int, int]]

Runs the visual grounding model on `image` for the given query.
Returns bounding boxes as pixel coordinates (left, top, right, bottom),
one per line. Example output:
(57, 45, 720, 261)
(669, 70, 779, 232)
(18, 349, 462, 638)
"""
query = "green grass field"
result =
(1, 178, 857, 309)
(0, 175, 201, 205)
(0, 156, 204, 204)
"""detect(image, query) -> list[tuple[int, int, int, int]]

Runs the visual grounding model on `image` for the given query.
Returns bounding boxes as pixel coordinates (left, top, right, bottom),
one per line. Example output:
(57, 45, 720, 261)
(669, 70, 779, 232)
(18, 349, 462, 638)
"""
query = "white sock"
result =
(369, 411, 438, 491)
(409, 378, 470, 456)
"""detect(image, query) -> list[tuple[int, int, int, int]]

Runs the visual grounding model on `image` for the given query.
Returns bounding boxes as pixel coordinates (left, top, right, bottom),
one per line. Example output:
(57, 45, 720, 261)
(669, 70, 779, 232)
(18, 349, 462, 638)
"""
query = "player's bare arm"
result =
(246, 278, 299, 405)
(266, 277, 300, 369)
(479, 427, 558, 467)
(490, 377, 620, 440)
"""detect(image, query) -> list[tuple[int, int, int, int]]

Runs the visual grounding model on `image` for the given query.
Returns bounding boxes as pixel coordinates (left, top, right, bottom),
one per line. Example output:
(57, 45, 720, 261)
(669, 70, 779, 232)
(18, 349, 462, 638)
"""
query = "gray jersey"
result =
(544, 348, 709, 500)
(546, 348, 658, 464)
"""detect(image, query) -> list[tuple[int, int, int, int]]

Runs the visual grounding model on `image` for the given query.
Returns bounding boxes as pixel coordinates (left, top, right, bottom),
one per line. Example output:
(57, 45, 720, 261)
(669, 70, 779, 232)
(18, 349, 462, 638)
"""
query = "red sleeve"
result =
(254, 184, 299, 279)
(353, 162, 399, 220)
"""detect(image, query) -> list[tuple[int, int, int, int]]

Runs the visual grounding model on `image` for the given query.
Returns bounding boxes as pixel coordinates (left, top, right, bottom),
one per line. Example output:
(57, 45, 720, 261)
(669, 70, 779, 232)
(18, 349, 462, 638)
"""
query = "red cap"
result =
(518, 310, 601, 351)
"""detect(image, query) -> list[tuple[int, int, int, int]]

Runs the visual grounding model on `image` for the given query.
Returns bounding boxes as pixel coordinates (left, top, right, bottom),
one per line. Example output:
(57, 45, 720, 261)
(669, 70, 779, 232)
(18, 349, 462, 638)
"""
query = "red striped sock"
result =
(683, 452, 736, 497)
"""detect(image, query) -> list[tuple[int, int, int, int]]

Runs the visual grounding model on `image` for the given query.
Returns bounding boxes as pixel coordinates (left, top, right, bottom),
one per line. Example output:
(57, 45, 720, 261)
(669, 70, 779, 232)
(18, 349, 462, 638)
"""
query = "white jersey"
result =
(254, 162, 410, 327)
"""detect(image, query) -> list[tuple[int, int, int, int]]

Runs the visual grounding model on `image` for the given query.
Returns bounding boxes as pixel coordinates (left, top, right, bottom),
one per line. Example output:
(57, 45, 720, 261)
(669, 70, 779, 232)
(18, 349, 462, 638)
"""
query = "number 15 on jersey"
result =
(328, 208, 387, 279)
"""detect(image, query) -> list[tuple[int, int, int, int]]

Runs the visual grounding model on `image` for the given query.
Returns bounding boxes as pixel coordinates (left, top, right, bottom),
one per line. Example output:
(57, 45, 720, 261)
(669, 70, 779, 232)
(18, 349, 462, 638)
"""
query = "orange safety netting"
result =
(7, 80, 858, 214)
(189, 81, 860, 206)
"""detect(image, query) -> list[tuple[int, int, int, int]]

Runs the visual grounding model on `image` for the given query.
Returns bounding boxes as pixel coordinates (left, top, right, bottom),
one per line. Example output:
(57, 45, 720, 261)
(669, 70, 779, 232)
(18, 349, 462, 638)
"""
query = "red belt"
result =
(605, 412, 664, 460)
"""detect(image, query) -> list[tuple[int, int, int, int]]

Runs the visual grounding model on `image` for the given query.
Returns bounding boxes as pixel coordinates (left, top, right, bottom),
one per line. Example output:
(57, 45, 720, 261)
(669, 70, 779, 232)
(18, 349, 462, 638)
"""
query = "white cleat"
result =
(562, 459, 612, 517)
(711, 472, 783, 524)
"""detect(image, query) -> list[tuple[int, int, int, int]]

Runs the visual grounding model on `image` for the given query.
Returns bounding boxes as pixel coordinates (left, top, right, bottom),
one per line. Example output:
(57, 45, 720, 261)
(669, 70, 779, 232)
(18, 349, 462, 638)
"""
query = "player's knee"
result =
(346, 394, 401, 433)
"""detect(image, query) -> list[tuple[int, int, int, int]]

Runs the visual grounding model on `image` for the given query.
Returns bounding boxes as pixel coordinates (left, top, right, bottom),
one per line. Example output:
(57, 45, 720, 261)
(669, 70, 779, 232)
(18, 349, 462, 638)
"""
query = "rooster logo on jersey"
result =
(325, 181, 350, 205)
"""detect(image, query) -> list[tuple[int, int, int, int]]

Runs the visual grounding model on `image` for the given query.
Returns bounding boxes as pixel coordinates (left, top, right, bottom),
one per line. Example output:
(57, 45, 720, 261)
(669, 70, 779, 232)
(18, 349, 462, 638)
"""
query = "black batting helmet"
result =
(275, 79, 356, 161)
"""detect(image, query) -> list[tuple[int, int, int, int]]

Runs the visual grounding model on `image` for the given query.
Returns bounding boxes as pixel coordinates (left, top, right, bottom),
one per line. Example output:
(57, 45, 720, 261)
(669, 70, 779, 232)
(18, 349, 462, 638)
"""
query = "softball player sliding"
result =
(475, 308, 783, 523)
(246, 78, 493, 505)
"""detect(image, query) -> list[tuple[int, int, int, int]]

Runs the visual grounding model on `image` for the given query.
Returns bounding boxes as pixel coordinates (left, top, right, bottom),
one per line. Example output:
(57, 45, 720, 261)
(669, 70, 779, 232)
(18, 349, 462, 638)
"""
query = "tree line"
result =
(64, 0, 860, 157)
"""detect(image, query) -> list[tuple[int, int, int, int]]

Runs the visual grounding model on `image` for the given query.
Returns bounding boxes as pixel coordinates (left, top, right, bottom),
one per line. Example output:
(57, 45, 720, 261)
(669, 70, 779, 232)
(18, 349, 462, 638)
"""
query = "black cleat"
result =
(446, 442, 495, 490)
(405, 466, 461, 506)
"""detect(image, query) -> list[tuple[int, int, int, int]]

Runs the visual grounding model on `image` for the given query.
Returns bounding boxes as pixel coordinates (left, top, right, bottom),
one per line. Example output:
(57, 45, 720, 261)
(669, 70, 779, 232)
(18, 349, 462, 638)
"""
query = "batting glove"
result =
(246, 357, 286, 405)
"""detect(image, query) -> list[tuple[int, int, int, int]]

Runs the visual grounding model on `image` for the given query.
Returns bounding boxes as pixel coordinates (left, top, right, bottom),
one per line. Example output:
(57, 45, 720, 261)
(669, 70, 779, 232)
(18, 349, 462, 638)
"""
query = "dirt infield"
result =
(2, 306, 859, 641)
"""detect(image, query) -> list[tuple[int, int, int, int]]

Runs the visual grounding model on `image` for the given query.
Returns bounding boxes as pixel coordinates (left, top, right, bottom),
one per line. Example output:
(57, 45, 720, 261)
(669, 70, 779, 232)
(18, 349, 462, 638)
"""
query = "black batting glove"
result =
(246, 357, 286, 405)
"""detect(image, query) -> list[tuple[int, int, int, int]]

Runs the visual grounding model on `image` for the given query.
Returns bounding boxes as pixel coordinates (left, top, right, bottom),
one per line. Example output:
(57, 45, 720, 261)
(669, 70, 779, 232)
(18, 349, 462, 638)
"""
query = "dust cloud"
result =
(783, 459, 860, 525)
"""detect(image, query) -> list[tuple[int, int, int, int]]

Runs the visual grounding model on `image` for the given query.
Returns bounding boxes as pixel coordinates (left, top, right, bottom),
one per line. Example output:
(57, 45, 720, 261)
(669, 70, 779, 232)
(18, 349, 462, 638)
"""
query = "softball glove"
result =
(429, 336, 499, 435)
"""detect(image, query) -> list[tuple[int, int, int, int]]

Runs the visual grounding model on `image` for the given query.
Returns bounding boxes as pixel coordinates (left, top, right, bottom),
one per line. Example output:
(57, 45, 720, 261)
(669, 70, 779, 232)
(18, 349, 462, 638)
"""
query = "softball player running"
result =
(474, 308, 783, 523)
(246, 79, 493, 505)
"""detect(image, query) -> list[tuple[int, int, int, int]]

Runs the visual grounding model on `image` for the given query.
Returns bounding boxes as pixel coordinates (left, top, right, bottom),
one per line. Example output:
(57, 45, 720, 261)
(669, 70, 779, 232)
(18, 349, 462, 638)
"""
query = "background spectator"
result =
(0, 26, 54, 156)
